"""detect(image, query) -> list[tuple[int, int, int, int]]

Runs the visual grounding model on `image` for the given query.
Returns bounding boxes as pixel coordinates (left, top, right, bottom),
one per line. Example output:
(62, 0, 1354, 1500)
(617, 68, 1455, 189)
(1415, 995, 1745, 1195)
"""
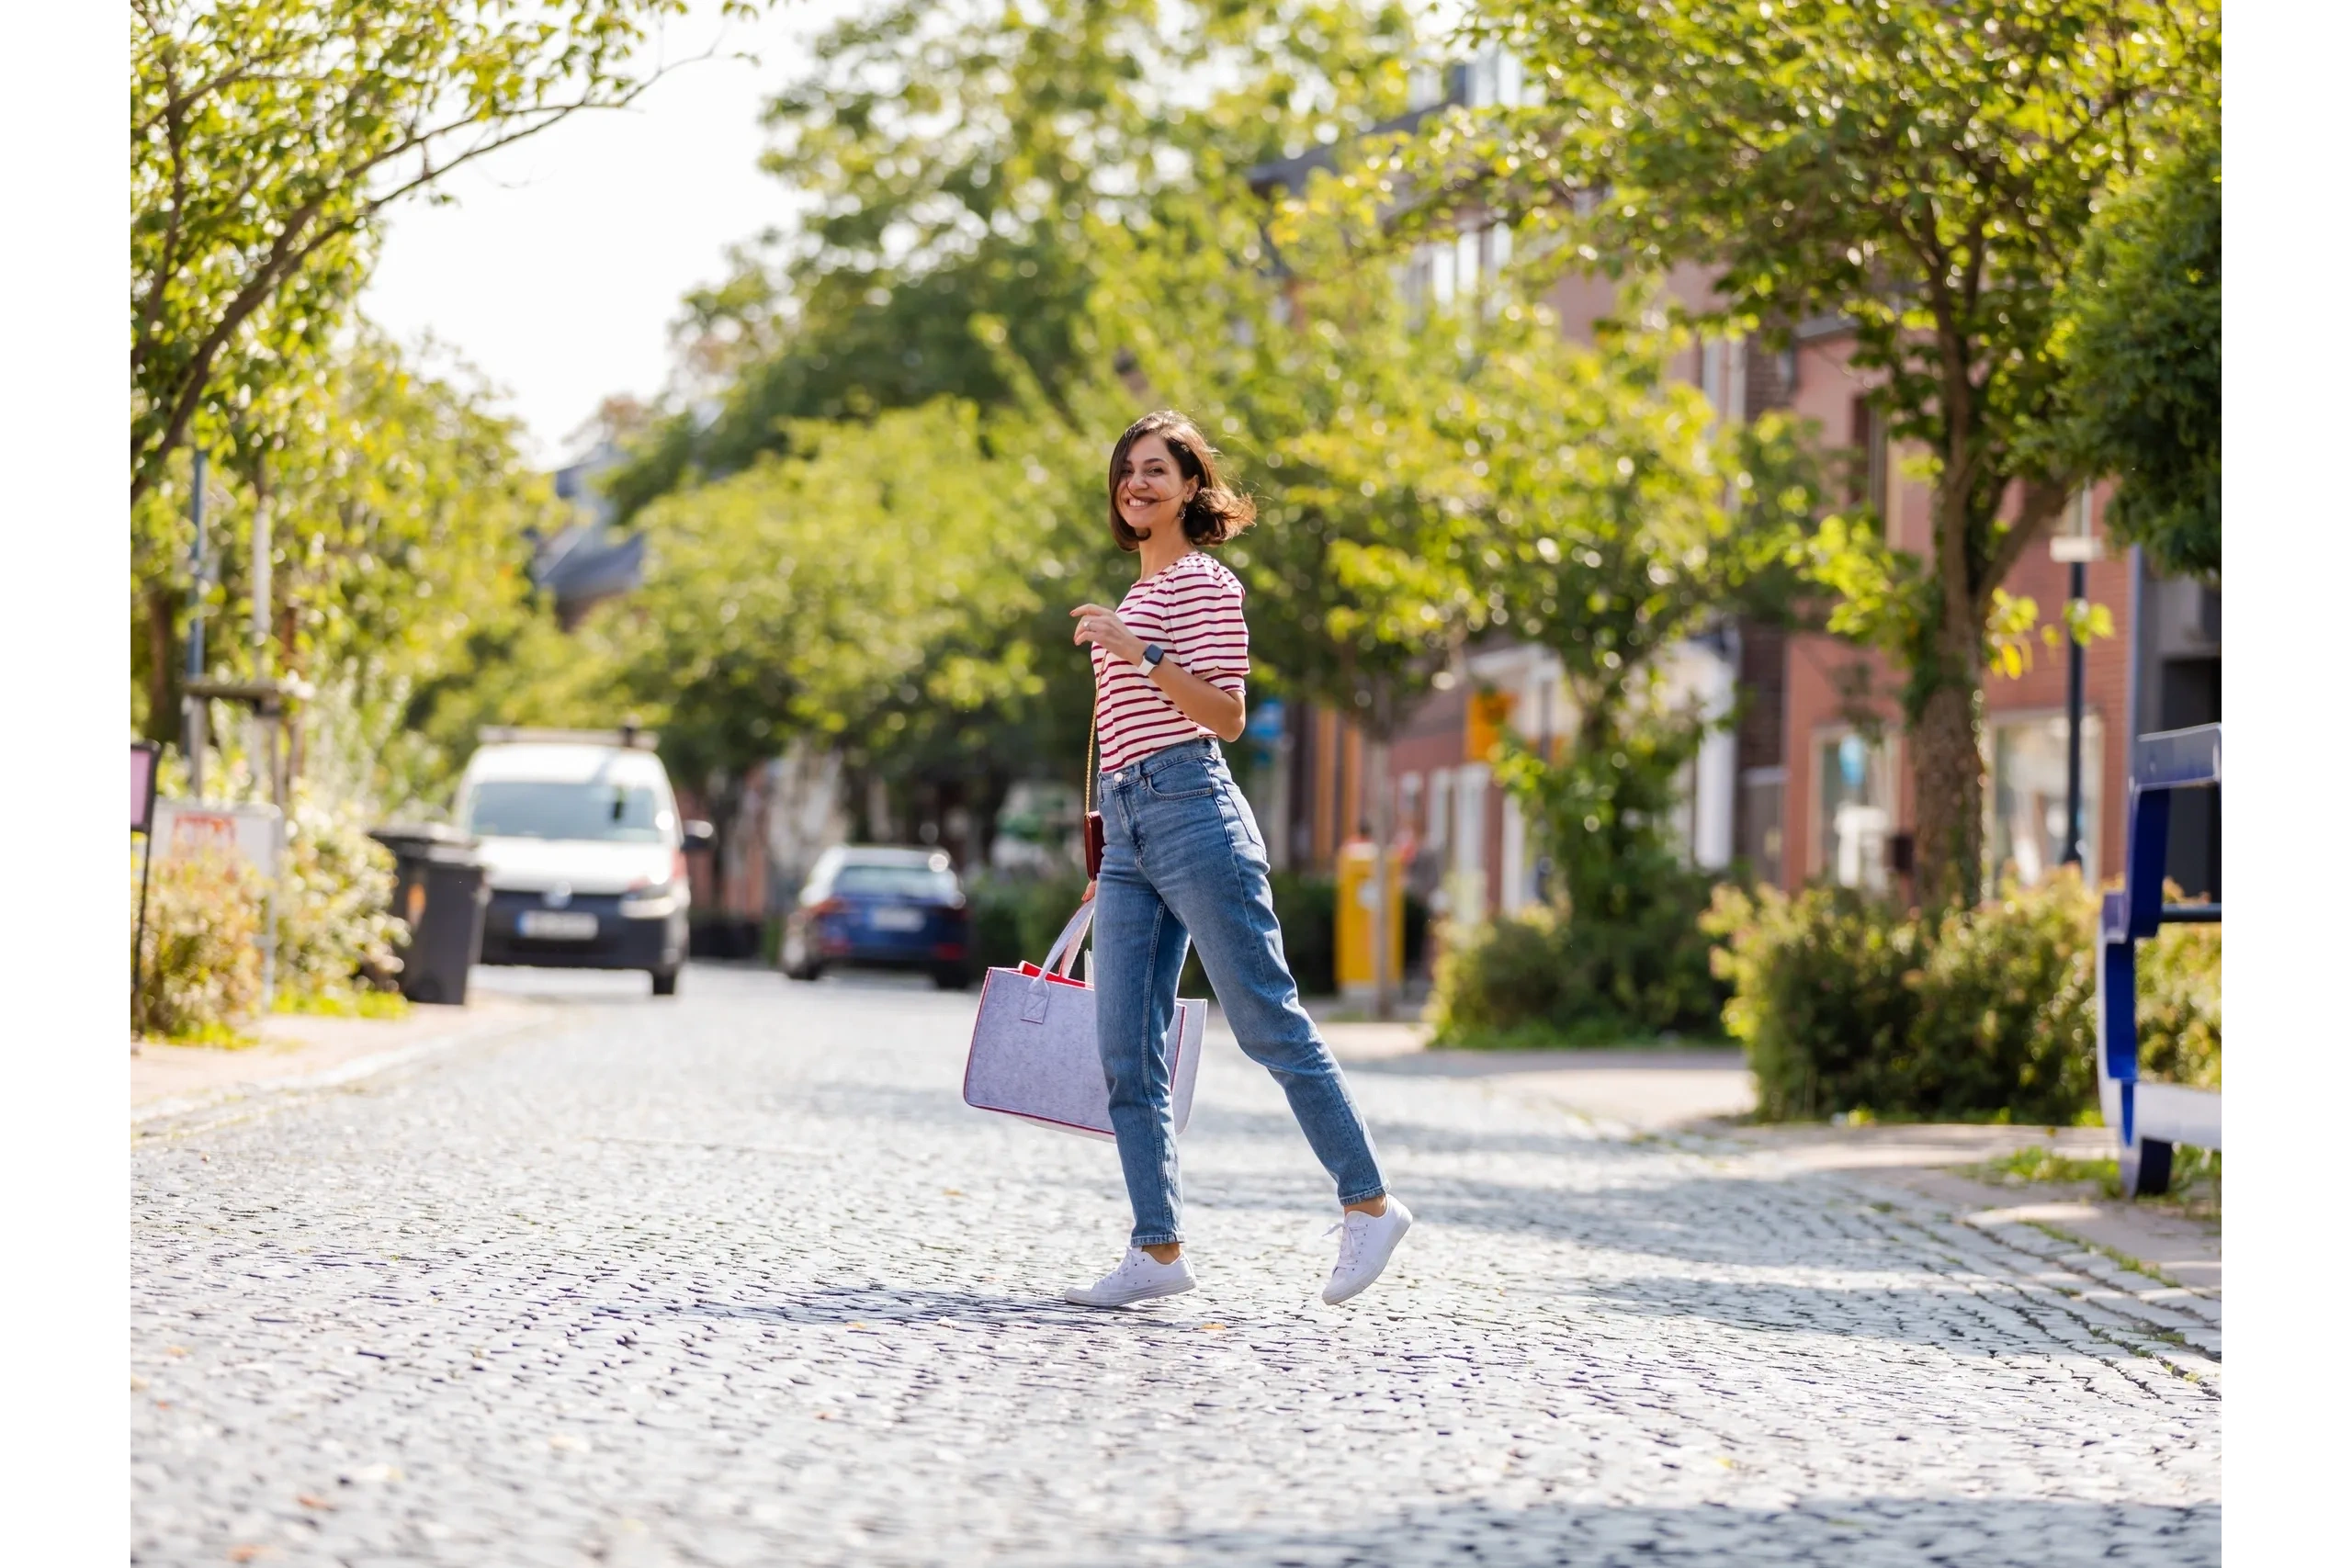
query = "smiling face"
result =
(1114, 434, 1200, 544)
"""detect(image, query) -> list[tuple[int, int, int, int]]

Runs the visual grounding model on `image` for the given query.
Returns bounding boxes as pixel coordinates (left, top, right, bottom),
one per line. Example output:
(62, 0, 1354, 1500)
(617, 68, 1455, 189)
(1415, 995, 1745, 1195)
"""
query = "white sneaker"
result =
(1064, 1247, 1197, 1308)
(1322, 1197, 1413, 1304)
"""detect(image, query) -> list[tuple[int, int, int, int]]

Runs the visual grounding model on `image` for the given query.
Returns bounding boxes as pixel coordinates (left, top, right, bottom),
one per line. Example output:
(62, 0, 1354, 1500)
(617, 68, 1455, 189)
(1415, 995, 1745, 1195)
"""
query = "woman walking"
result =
(1064, 410, 1412, 1309)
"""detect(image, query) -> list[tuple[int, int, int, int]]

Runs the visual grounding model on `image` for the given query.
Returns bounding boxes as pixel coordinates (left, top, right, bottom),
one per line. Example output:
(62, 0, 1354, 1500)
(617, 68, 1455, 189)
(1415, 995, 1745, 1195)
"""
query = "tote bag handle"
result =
(1040, 897, 1095, 980)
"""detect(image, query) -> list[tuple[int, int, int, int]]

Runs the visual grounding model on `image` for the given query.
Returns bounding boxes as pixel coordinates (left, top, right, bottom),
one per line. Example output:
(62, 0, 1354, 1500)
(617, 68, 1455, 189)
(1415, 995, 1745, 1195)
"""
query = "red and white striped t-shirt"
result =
(1091, 551, 1250, 773)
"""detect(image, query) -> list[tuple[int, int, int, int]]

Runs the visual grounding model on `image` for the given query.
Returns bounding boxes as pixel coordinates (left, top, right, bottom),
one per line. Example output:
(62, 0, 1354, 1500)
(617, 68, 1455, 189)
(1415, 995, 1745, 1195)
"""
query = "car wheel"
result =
(931, 965, 972, 991)
(651, 967, 680, 997)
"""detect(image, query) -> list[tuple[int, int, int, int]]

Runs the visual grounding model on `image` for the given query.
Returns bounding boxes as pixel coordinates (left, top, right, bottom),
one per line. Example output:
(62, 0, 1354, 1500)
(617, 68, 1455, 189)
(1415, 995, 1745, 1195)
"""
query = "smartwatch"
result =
(1137, 643, 1166, 672)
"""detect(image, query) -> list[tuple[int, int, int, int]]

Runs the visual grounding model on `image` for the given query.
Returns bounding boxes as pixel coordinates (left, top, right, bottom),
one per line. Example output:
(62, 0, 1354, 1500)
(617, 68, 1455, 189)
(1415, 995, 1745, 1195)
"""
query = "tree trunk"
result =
(1911, 469, 1987, 909)
(1908, 658, 1984, 910)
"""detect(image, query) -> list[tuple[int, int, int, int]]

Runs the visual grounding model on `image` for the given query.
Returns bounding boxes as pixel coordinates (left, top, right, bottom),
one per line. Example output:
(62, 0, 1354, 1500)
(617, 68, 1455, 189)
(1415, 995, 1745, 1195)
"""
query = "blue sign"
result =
(1244, 698, 1286, 745)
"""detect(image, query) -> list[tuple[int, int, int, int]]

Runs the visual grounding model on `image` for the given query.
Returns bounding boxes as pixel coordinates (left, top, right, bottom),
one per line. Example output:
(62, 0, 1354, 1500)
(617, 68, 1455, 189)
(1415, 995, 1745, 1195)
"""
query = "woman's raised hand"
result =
(1069, 604, 1145, 665)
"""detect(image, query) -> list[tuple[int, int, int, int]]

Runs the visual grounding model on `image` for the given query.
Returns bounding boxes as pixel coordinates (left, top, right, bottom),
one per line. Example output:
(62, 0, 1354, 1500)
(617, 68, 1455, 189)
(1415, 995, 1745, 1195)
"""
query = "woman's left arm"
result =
(1071, 604, 1247, 741)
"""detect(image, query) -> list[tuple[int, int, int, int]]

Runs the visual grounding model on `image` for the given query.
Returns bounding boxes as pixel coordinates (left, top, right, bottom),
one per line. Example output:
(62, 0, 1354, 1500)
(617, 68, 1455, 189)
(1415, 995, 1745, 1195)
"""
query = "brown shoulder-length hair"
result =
(1106, 410, 1257, 552)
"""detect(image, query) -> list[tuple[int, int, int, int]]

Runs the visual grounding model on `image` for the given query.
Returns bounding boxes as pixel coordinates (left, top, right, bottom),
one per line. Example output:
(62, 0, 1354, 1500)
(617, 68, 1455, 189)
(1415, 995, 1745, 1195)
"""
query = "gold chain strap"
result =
(1085, 681, 1099, 813)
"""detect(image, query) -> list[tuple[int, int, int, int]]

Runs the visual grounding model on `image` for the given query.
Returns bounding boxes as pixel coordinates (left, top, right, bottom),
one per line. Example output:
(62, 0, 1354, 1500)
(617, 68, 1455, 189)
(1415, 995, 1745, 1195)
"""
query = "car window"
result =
(465, 780, 667, 843)
(833, 864, 959, 899)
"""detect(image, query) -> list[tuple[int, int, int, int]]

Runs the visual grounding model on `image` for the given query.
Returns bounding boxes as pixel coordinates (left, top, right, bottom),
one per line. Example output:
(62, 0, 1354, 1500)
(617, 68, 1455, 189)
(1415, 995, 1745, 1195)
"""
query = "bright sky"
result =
(363, 1, 1467, 468)
(362, 1, 853, 466)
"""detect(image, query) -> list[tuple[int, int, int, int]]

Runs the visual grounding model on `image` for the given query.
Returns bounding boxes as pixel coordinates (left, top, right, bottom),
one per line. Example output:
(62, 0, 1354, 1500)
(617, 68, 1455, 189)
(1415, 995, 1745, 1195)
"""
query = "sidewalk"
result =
(1707, 1121, 2222, 1352)
(1310, 1012, 2220, 1324)
(131, 989, 559, 1129)
(1335, 1032, 1761, 1130)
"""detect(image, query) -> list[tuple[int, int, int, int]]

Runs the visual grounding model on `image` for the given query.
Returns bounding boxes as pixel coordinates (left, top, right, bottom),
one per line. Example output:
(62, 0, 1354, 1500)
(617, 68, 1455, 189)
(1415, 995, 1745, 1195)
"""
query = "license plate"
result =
(868, 907, 925, 931)
(518, 910, 598, 940)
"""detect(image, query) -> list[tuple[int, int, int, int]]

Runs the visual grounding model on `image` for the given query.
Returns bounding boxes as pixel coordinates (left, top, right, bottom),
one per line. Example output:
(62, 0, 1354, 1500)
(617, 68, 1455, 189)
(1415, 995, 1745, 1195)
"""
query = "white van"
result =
(455, 728, 711, 995)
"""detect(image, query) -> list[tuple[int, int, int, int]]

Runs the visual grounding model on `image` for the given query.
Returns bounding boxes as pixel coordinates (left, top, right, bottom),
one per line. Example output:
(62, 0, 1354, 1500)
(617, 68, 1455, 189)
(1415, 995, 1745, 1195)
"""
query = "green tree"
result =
(131, 0, 736, 503)
(2047, 112, 2220, 580)
(1096, 198, 1817, 1010)
(1468, 307, 1816, 893)
(1091, 205, 1491, 1012)
(582, 0, 1444, 872)
(600, 399, 1094, 857)
(1339, 0, 2217, 906)
(132, 328, 568, 809)
(604, 0, 1422, 521)
(1458, 309, 1821, 1032)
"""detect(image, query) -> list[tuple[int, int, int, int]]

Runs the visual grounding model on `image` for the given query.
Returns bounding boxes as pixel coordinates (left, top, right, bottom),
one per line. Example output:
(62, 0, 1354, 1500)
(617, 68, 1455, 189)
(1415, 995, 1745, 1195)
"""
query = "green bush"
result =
(1268, 873, 1338, 997)
(135, 846, 266, 1041)
(969, 870, 1340, 997)
(1442, 705, 1728, 1049)
(1430, 875, 1726, 1050)
(1907, 877, 2100, 1124)
(2141, 914, 2221, 1089)
(1169, 871, 1337, 998)
(274, 788, 407, 1011)
(967, 874, 1091, 971)
(1704, 883, 1923, 1114)
(1705, 869, 2221, 1123)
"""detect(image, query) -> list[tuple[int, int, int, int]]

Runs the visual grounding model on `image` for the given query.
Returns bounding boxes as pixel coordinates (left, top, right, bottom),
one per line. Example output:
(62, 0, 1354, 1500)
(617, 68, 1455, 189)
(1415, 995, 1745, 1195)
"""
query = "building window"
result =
(1985, 712, 2103, 890)
(1815, 729, 1893, 893)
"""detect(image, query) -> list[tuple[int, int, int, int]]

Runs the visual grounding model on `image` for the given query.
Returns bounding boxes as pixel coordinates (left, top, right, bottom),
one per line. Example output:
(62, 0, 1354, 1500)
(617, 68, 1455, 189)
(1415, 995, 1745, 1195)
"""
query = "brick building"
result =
(685, 47, 2220, 948)
(1246, 48, 2222, 931)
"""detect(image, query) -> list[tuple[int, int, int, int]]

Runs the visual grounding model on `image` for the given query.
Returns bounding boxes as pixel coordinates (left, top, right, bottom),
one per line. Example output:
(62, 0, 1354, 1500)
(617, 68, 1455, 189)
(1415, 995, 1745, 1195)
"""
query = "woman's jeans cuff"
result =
(1129, 1231, 1182, 1248)
(1337, 1185, 1387, 1208)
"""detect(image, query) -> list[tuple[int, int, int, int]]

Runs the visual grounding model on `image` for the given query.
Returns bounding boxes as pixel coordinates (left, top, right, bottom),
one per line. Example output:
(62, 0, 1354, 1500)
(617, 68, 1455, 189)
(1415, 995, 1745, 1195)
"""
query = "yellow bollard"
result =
(1334, 839, 1407, 998)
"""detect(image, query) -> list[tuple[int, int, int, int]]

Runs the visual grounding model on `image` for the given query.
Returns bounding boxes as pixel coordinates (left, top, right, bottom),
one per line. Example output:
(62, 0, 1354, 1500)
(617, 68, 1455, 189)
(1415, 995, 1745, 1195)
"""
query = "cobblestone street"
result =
(130, 965, 2220, 1567)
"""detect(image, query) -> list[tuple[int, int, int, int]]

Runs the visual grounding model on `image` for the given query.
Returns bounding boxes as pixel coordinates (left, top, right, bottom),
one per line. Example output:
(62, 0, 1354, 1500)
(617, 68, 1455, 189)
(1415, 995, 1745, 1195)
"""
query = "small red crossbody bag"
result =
(1083, 691, 1105, 879)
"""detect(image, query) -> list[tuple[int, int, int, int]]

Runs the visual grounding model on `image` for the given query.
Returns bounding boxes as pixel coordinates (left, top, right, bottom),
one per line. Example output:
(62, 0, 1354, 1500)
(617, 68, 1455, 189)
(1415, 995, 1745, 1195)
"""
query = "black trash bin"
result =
(369, 823, 489, 1005)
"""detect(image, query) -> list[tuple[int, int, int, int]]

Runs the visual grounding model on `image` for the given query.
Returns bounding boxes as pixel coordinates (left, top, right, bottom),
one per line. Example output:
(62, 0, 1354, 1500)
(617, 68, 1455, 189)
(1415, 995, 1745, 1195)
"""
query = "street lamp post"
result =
(2062, 552, 2086, 869)
(2052, 491, 2101, 871)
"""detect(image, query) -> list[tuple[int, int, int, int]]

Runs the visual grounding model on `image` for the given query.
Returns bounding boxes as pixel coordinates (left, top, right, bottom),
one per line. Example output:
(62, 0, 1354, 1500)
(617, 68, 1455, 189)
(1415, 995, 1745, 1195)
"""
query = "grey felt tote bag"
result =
(962, 897, 1205, 1141)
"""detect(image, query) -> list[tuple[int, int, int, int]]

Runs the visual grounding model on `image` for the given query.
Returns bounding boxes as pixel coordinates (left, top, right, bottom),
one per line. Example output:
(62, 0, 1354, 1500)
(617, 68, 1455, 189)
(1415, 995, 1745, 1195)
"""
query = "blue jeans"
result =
(1092, 739, 1387, 1247)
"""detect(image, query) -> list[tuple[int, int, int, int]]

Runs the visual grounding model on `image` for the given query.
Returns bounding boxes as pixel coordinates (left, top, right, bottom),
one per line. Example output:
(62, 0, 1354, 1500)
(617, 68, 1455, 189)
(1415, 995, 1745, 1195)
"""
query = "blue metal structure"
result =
(2096, 722, 2222, 1196)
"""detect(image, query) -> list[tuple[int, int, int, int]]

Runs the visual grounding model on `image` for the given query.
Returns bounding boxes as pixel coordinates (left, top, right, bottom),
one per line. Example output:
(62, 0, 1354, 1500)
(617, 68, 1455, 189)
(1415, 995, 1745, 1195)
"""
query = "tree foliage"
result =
(131, 0, 733, 501)
(132, 327, 570, 810)
(1102, 225, 1483, 739)
(2048, 111, 2221, 580)
(1470, 309, 1818, 924)
(1326, 0, 2218, 903)
(605, 0, 1423, 521)
(605, 399, 1102, 805)
(583, 0, 1459, 854)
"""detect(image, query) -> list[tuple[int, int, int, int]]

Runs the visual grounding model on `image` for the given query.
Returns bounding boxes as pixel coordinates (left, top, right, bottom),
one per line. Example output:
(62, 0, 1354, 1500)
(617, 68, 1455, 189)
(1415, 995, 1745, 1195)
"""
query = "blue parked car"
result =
(780, 846, 974, 989)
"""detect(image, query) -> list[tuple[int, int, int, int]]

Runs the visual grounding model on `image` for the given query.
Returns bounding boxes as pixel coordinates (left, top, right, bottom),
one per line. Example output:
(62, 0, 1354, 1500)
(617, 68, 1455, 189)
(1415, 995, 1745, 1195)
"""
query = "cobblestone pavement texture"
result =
(132, 966, 2220, 1566)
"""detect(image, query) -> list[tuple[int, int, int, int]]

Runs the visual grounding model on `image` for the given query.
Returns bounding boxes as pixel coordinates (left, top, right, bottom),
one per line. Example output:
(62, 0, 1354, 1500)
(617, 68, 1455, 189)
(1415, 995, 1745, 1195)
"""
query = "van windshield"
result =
(466, 781, 666, 843)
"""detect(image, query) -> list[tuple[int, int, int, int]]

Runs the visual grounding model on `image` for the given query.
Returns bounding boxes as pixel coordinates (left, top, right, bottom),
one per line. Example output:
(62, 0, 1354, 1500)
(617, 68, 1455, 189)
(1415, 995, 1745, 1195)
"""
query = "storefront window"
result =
(1986, 713, 2102, 890)
(1815, 730, 1892, 893)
